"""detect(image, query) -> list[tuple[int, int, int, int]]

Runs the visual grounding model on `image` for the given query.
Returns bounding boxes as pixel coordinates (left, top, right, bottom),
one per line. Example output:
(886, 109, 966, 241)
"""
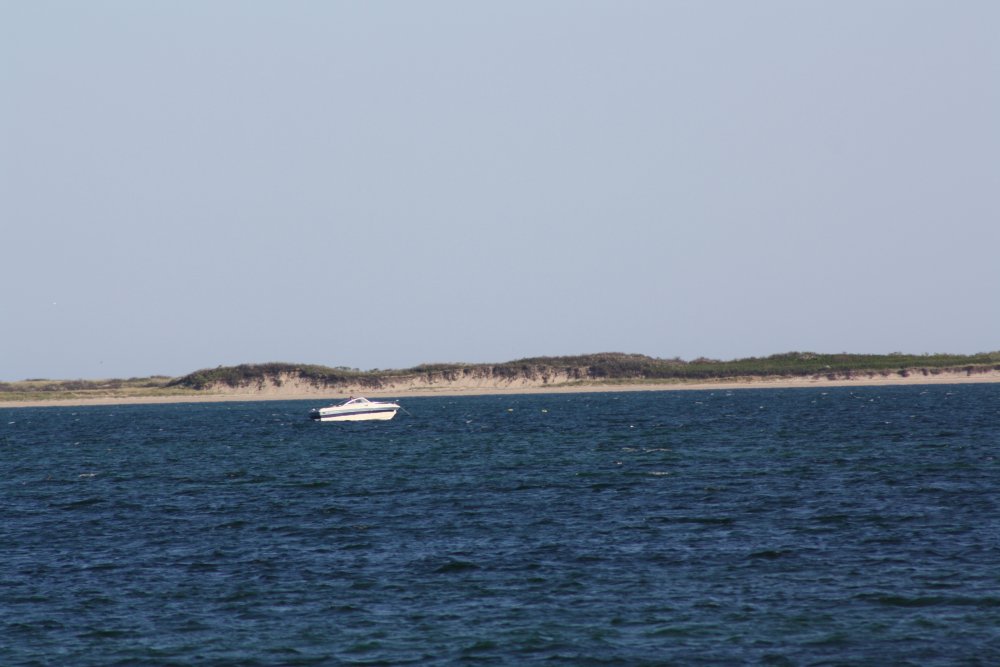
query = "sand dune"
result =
(3, 368, 999, 408)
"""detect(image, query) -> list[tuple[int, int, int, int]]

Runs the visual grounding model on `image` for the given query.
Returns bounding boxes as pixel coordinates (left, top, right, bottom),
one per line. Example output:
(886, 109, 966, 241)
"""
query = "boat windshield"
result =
(342, 397, 370, 405)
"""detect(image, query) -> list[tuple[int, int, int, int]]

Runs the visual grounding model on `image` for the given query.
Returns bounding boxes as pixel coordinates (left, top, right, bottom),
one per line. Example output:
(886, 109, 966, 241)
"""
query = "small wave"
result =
(748, 549, 793, 560)
(186, 561, 220, 572)
(345, 640, 382, 654)
(857, 593, 1000, 608)
(56, 496, 103, 510)
(654, 515, 734, 525)
(462, 639, 499, 654)
(78, 628, 132, 639)
(433, 559, 480, 574)
(804, 632, 851, 647)
(646, 623, 714, 638)
(291, 480, 331, 489)
(219, 589, 258, 603)
(82, 561, 120, 572)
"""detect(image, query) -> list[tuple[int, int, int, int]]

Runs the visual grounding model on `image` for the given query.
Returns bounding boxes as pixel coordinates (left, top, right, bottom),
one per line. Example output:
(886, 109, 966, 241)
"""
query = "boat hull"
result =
(311, 408, 398, 422)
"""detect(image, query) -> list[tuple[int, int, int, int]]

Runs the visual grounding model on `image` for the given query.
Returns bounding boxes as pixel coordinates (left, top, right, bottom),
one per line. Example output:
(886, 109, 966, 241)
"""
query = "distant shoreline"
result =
(3, 370, 999, 409)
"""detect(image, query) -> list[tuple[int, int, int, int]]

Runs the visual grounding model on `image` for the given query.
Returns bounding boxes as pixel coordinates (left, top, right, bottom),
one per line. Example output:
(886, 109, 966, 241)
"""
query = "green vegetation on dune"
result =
(167, 351, 1000, 390)
(167, 363, 390, 391)
(0, 376, 190, 402)
(504, 351, 1000, 381)
(617, 351, 1000, 381)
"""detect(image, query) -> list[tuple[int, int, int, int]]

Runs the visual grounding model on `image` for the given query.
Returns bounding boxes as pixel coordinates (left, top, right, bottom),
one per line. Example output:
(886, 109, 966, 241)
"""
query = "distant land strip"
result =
(3, 352, 1000, 407)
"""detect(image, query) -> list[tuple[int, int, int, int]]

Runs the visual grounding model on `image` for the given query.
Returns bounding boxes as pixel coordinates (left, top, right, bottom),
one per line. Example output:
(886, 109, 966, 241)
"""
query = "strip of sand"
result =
(3, 369, 999, 408)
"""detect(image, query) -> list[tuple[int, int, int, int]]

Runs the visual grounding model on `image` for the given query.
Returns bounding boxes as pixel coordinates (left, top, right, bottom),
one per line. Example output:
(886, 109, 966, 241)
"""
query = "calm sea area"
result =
(3, 385, 1000, 665)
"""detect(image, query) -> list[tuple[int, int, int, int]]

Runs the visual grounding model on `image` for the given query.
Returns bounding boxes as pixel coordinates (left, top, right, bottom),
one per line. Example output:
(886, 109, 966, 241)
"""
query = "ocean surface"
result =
(3, 385, 1000, 665)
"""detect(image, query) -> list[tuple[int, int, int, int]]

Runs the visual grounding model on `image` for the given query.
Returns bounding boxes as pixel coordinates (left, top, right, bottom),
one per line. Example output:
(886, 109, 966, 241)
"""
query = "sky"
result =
(2, 1, 999, 380)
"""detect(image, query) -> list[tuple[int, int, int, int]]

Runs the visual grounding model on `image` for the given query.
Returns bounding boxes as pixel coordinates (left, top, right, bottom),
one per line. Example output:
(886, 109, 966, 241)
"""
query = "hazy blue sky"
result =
(3, 1, 998, 380)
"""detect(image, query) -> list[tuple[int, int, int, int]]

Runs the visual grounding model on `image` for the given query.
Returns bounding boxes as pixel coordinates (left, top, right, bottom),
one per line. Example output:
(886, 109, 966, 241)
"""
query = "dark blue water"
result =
(4, 385, 1000, 665)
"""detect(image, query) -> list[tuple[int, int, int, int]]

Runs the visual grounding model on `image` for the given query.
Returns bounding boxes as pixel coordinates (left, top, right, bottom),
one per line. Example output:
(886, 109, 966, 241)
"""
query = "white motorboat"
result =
(309, 396, 401, 422)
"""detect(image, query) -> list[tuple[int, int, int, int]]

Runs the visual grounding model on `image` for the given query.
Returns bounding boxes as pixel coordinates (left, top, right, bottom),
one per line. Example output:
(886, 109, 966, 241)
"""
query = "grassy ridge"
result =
(167, 352, 1000, 389)
(167, 363, 389, 391)
(0, 376, 189, 402)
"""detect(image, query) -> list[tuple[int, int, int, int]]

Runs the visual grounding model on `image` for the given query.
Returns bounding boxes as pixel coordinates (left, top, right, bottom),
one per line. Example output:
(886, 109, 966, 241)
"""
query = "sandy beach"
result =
(3, 369, 1000, 409)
